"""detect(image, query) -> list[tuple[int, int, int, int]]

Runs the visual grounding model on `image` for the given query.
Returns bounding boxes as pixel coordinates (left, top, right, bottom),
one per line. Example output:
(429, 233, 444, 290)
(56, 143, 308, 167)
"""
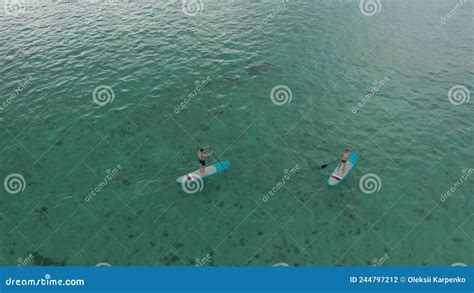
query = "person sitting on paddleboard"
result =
(198, 146, 213, 175)
(337, 148, 350, 174)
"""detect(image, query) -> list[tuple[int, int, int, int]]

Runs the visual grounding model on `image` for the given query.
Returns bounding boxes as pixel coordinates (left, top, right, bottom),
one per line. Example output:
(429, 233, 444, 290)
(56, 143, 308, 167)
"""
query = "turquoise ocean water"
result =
(0, 0, 472, 266)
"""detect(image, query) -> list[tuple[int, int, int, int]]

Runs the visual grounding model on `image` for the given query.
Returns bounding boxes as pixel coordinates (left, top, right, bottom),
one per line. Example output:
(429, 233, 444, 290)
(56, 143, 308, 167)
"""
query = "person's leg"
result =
(200, 162, 205, 175)
(342, 162, 346, 174)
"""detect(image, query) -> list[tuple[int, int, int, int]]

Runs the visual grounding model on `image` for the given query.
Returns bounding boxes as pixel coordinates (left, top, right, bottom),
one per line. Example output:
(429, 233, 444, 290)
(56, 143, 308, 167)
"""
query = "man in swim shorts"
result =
(198, 146, 213, 175)
(337, 147, 350, 175)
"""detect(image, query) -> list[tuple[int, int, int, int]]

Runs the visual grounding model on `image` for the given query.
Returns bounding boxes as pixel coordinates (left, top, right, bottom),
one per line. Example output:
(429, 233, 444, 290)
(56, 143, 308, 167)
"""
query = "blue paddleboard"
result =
(176, 160, 231, 184)
(328, 152, 359, 187)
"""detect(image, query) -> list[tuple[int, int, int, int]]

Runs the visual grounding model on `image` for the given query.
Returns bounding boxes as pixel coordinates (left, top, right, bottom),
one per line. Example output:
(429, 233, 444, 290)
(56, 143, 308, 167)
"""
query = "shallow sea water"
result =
(0, 0, 472, 266)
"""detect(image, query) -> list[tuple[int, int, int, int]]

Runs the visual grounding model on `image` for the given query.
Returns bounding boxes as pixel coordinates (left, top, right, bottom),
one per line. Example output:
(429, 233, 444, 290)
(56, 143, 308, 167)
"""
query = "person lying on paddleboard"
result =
(198, 146, 213, 175)
(337, 148, 350, 175)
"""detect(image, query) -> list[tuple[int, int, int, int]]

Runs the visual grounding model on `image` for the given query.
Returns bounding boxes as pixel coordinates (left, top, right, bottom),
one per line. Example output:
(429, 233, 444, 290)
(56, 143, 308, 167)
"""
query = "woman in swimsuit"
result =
(337, 148, 350, 175)
(197, 146, 213, 175)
